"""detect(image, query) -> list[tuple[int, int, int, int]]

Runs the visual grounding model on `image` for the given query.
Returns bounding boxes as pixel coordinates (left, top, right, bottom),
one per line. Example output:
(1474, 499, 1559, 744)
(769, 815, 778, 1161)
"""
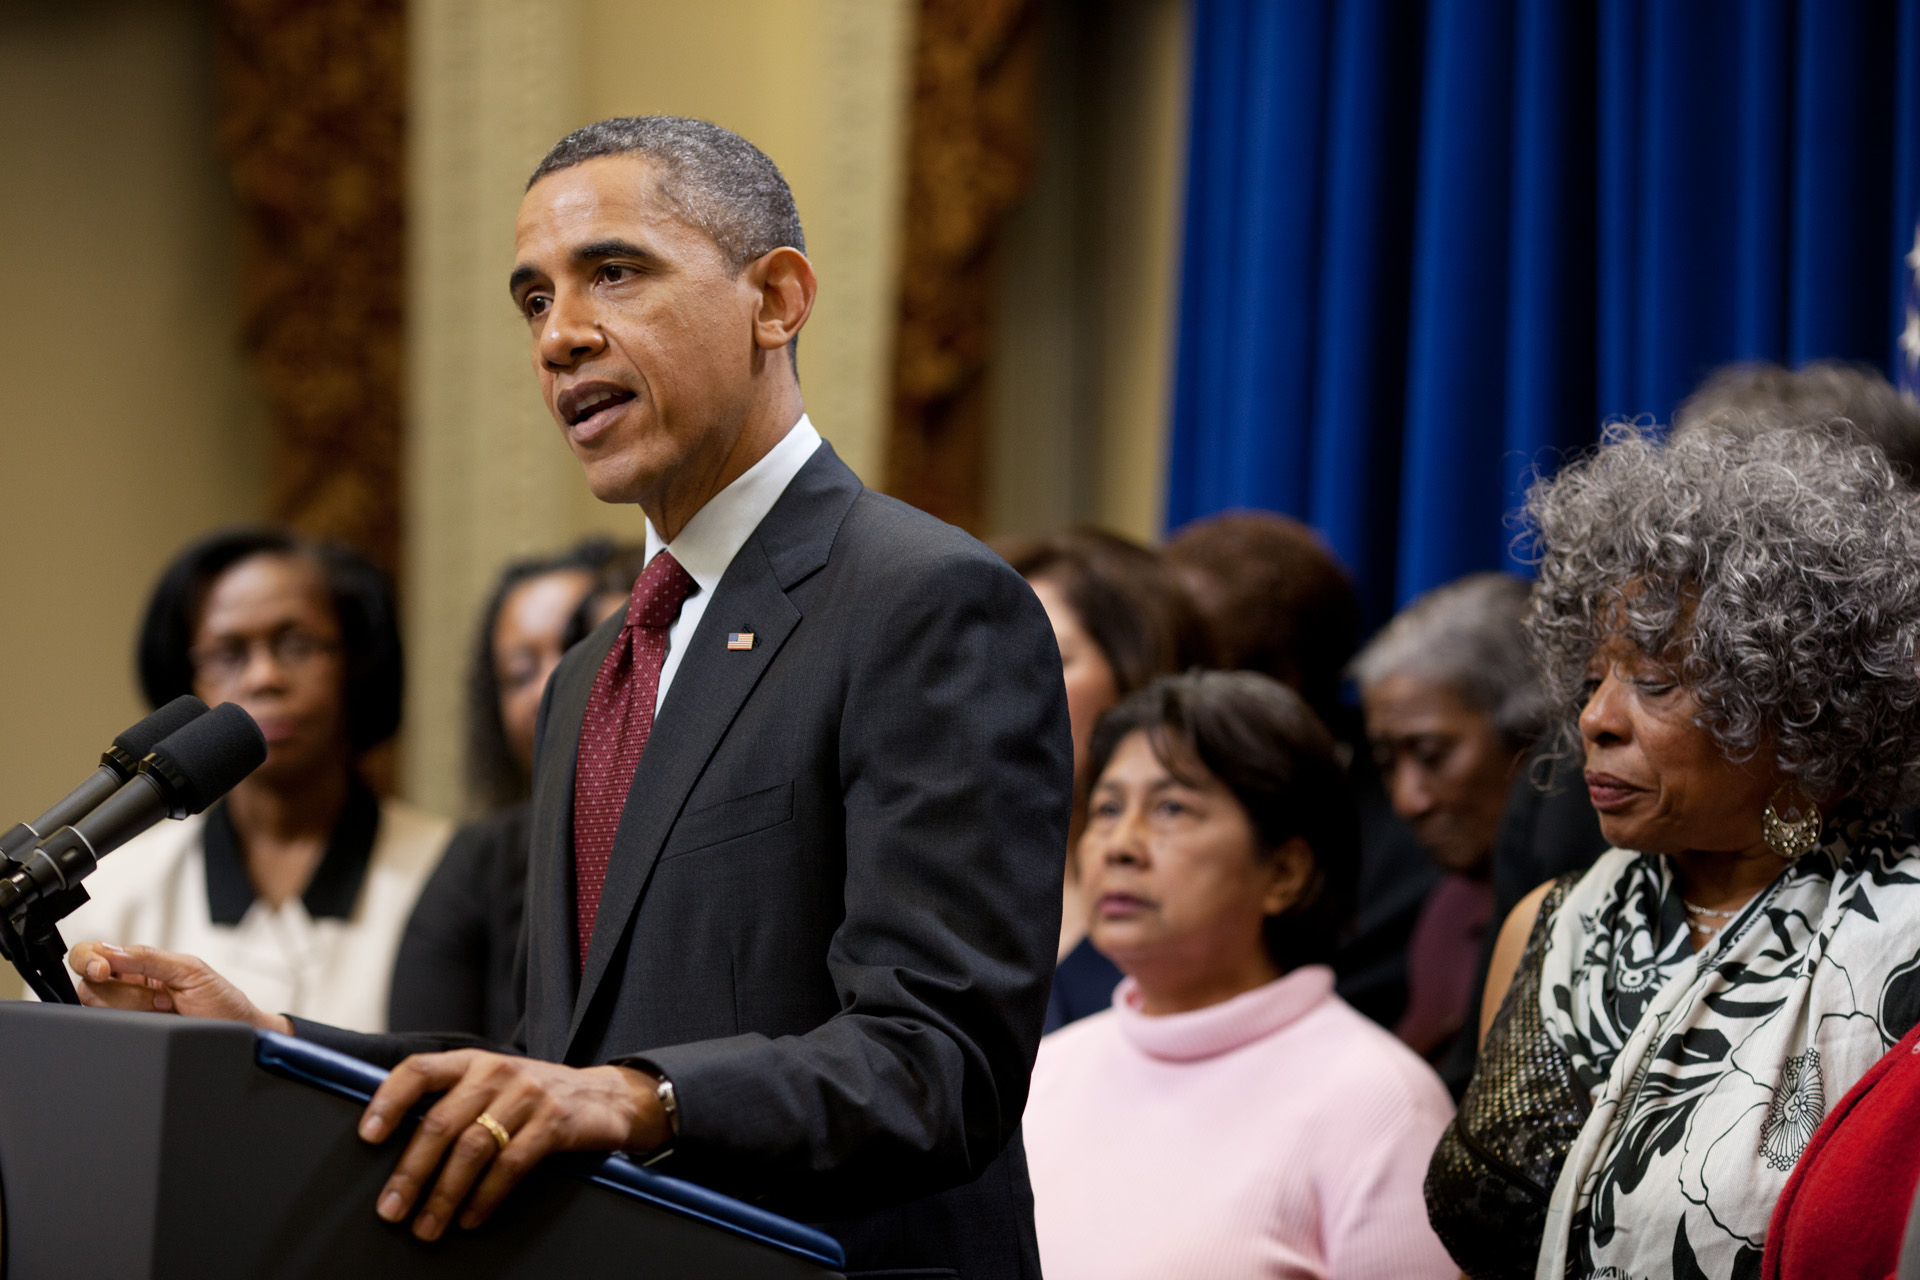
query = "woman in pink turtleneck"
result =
(1023, 671, 1456, 1280)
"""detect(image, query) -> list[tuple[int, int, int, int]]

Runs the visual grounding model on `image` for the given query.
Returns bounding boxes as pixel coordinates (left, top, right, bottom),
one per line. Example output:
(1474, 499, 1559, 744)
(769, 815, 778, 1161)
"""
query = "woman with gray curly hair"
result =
(1424, 421, 1920, 1280)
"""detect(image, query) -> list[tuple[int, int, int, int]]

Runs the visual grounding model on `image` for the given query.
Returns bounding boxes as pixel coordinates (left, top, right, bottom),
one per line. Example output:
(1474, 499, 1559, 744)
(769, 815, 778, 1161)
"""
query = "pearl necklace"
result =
(1682, 896, 1755, 939)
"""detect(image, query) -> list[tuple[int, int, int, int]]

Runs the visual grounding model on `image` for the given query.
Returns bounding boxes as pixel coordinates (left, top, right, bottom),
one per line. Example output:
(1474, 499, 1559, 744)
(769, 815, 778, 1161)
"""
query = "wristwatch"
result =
(655, 1075, 681, 1138)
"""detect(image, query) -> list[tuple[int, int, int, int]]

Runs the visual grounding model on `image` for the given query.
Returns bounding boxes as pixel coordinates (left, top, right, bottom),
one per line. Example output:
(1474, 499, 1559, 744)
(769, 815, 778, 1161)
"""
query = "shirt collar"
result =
(1112, 965, 1335, 1062)
(202, 775, 382, 924)
(642, 414, 823, 595)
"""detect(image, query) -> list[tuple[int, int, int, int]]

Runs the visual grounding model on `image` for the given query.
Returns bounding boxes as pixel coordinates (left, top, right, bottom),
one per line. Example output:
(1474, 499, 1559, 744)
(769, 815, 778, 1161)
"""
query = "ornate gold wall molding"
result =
(885, 0, 1044, 532)
(215, 0, 406, 574)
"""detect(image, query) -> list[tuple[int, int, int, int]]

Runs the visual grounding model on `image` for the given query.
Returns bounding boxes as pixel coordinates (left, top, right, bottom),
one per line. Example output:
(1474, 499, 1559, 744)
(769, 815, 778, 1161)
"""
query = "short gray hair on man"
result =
(1675, 360, 1920, 487)
(1525, 420, 1920, 811)
(528, 116, 806, 272)
(1350, 573, 1546, 748)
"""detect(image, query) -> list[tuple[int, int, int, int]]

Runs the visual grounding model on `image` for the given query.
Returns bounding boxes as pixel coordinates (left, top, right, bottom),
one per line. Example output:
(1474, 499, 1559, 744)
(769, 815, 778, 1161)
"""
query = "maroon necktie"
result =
(572, 550, 698, 972)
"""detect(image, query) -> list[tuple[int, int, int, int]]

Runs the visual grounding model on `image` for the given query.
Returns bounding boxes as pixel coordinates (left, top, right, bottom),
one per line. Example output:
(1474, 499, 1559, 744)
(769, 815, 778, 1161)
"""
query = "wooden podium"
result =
(0, 1002, 846, 1279)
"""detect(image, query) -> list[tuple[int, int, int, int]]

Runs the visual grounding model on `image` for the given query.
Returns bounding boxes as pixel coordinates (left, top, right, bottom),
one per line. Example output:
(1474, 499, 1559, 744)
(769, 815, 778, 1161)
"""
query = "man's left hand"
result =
(358, 1050, 671, 1240)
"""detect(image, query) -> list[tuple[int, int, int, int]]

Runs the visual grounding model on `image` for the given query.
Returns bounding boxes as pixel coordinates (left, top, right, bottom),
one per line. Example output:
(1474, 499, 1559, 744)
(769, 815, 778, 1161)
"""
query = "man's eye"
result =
(522, 294, 551, 318)
(600, 263, 634, 283)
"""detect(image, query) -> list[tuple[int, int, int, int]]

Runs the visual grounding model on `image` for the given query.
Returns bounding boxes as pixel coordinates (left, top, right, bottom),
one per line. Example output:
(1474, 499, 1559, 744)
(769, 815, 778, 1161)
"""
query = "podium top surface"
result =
(253, 1030, 846, 1270)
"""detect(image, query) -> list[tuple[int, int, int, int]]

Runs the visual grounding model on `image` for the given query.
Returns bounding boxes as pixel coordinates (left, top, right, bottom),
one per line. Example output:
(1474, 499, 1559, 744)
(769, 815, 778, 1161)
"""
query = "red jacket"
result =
(1765, 1017, 1920, 1279)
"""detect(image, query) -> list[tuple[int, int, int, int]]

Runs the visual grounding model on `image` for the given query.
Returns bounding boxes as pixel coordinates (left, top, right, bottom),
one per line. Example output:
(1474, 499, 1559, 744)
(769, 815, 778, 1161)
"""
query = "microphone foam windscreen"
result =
(144, 702, 268, 815)
(112, 695, 210, 759)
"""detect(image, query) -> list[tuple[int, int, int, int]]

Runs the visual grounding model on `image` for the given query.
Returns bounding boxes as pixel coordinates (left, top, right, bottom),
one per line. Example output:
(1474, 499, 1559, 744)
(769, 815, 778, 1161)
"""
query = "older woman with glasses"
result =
(1426, 422, 1920, 1280)
(60, 528, 451, 1032)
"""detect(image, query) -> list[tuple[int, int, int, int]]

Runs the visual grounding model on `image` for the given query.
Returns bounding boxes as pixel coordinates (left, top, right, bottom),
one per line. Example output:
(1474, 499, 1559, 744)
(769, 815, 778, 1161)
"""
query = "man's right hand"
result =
(67, 941, 292, 1035)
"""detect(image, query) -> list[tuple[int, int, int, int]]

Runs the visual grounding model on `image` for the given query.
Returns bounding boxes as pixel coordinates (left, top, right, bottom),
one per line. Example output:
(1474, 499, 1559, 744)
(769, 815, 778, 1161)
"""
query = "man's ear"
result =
(746, 247, 817, 352)
(1261, 836, 1317, 918)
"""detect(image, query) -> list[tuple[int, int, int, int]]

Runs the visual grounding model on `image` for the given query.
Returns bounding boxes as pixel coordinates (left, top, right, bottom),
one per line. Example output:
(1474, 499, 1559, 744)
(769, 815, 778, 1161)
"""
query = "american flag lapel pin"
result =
(727, 631, 756, 651)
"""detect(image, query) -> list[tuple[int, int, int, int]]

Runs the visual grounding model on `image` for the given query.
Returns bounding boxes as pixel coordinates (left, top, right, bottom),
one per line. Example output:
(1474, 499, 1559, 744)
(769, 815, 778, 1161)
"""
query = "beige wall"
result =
(1091, 0, 1188, 542)
(580, 0, 914, 487)
(986, 0, 1187, 545)
(0, 2, 268, 835)
(404, 0, 914, 817)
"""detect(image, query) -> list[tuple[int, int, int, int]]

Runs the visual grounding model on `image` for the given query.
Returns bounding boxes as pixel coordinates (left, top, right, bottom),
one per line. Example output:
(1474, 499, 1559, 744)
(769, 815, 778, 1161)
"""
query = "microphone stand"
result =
(0, 875, 84, 1005)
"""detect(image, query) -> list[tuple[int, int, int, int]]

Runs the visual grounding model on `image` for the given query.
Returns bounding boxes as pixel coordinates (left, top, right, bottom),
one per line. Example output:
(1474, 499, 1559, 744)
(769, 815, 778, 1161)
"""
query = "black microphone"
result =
(0, 702, 266, 920)
(0, 696, 210, 863)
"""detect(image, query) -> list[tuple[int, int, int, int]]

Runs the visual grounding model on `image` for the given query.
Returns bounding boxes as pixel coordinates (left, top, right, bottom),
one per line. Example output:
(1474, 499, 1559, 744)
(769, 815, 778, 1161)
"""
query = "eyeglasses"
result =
(189, 630, 342, 683)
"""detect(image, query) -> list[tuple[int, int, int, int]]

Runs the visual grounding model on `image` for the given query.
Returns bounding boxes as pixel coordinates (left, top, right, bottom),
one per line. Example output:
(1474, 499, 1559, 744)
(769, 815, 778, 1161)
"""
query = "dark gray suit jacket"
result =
(301, 444, 1072, 1278)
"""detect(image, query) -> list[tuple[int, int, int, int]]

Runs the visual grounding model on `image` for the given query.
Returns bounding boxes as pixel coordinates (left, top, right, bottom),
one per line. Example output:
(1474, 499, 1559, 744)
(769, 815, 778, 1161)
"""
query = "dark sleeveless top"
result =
(1424, 876, 1586, 1279)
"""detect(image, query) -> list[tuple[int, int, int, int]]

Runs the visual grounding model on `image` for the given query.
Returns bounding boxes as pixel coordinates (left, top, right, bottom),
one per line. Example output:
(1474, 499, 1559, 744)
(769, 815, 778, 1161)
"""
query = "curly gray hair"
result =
(1350, 573, 1547, 747)
(1525, 421, 1920, 811)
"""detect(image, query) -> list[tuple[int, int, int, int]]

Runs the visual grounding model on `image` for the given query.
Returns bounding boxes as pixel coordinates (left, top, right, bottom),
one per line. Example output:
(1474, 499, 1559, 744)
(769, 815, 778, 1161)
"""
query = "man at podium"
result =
(71, 116, 1071, 1280)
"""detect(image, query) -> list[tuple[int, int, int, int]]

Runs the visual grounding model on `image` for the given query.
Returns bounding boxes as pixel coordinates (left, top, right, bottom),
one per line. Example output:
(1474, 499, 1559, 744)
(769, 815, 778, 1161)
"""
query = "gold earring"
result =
(1762, 781, 1822, 861)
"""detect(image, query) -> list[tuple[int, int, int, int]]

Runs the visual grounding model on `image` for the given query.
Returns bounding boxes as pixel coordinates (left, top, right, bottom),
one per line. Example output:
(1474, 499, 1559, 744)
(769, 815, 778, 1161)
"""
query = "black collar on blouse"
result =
(202, 776, 381, 924)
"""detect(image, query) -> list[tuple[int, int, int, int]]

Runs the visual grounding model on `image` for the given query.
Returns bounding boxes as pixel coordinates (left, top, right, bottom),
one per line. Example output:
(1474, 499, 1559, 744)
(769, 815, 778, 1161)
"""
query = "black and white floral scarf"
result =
(1535, 820, 1920, 1280)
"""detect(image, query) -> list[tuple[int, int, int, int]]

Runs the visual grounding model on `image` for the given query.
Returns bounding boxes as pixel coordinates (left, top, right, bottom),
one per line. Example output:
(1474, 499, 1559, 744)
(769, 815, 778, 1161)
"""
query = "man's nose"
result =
(537, 289, 607, 368)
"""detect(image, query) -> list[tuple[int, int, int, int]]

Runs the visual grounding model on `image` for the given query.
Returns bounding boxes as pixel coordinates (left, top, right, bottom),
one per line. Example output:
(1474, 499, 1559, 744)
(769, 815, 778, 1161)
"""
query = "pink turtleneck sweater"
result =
(1023, 965, 1457, 1280)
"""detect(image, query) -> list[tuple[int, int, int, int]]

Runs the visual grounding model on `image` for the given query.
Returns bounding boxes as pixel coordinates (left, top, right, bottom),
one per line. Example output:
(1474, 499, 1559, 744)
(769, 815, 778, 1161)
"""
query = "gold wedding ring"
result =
(474, 1111, 511, 1152)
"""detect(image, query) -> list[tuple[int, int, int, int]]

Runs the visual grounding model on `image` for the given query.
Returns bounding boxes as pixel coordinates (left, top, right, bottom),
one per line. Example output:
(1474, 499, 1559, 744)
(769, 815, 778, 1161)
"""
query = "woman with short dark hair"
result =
(463, 540, 614, 813)
(63, 527, 451, 1033)
(1166, 510, 1445, 1034)
(1023, 671, 1455, 1279)
(998, 529, 1210, 1030)
(137, 528, 407, 752)
(389, 540, 609, 1038)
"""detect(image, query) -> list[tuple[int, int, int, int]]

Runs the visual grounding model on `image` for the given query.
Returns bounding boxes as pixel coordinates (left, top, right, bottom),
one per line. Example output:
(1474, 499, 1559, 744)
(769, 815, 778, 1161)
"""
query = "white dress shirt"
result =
(640, 413, 822, 712)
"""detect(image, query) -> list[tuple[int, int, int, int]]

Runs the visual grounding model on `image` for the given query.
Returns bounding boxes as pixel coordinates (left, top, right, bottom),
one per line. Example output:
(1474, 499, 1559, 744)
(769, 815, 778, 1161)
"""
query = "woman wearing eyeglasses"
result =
(59, 528, 452, 1032)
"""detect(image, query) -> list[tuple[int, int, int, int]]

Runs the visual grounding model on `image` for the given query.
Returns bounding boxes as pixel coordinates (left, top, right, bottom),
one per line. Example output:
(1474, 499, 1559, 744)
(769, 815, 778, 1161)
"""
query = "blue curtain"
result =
(1167, 0, 1920, 625)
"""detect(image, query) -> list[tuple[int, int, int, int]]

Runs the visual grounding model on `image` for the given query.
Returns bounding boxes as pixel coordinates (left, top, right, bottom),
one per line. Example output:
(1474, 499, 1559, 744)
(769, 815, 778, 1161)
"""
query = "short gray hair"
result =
(528, 116, 806, 272)
(1525, 421, 1920, 811)
(1675, 360, 1920, 486)
(1351, 573, 1546, 747)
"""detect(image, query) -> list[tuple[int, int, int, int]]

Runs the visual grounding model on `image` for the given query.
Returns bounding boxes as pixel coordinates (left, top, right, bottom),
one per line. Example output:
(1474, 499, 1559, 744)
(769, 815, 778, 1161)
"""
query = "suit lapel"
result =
(567, 538, 800, 1049)
(559, 443, 864, 1060)
(524, 614, 620, 1062)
